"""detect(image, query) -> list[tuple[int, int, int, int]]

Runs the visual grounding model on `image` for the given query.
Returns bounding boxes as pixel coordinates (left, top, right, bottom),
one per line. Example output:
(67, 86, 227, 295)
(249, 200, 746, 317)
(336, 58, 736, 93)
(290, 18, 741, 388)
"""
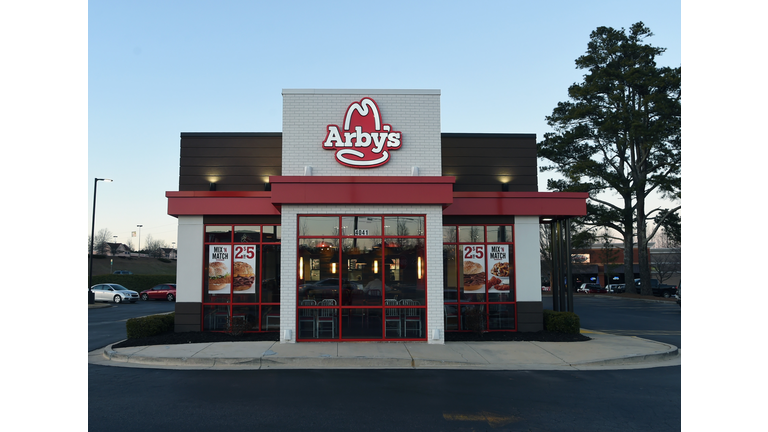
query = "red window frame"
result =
(443, 224, 517, 332)
(201, 224, 281, 332)
(296, 214, 428, 341)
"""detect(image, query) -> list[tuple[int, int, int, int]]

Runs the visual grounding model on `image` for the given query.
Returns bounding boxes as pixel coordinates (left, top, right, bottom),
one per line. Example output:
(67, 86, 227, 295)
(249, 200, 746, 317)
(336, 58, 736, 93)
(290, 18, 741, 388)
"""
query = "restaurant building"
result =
(166, 89, 587, 344)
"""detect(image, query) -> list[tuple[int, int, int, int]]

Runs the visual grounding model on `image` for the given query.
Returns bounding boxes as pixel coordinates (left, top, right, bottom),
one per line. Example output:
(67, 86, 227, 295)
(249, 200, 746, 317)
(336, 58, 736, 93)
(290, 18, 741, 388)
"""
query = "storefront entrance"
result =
(296, 215, 427, 340)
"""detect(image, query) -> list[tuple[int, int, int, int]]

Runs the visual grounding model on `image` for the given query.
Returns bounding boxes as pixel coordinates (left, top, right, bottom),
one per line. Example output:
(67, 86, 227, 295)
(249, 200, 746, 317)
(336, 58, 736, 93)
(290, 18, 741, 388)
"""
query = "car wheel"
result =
(141, 293, 149, 301)
(113, 295, 123, 304)
(167, 294, 175, 302)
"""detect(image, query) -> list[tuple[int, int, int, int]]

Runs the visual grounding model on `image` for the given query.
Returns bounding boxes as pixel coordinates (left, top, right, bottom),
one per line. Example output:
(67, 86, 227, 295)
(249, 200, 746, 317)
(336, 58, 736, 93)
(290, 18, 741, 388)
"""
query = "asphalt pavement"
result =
(88, 300, 679, 371)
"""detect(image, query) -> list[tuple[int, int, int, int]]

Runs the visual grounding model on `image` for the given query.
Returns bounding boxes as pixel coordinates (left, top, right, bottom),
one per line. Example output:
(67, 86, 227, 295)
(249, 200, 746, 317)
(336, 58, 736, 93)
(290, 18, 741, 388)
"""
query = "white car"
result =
(90, 283, 139, 304)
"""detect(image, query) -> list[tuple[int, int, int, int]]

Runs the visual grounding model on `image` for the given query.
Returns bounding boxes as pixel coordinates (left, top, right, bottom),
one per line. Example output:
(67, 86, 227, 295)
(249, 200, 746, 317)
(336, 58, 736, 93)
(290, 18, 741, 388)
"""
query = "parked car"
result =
(579, 283, 607, 293)
(140, 283, 177, 301)
(606, 283, 625, 293)
(90, 283, 139, 304)
(113, 270, 133, 275)
(634, 278, 676, 297)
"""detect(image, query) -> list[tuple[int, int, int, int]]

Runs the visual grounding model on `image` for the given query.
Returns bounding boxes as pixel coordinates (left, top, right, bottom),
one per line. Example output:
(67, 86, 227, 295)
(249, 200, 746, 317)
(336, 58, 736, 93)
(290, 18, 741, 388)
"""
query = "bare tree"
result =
(651, 227, 680, 284)
(93, 228, 112, 255)
(144, 234, 167, 258)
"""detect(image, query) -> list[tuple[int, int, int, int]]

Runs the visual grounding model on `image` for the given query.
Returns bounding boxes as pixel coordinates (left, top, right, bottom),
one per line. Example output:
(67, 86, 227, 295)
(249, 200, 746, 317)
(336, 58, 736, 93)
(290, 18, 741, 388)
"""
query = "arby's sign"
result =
(322, 97, 402, 168)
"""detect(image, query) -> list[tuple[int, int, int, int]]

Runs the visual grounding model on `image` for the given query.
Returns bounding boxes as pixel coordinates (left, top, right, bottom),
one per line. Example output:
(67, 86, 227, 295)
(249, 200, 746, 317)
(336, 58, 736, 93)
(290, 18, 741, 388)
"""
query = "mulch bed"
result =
(112, 329, 588, 349)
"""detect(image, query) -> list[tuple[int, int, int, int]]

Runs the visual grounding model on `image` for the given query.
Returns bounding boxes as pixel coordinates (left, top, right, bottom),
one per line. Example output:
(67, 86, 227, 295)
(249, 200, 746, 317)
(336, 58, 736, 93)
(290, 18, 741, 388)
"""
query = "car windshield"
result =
(111, 285, 128, 290)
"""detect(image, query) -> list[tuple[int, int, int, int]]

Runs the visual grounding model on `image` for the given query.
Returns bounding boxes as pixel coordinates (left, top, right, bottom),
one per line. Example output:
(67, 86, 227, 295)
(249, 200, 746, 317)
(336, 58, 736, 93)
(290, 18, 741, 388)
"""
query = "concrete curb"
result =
(99, 338, 680, 370)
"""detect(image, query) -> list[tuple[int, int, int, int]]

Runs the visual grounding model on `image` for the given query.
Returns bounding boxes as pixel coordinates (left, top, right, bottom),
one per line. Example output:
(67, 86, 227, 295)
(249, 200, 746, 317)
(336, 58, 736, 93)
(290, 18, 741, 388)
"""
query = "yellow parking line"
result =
(443, 411, 520, 427)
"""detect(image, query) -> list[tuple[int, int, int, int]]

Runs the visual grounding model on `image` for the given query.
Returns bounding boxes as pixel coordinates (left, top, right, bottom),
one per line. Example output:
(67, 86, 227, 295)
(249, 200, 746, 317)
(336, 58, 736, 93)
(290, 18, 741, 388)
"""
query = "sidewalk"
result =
(88, 330, 680, 371)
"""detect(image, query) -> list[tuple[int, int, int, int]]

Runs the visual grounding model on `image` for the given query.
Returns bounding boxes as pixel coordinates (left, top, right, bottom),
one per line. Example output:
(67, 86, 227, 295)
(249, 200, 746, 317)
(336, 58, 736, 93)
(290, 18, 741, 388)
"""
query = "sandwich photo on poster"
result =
(208, 245, 231, 294)
(486, 245, 511, 293)
(232, 245, 257, 294)
(462, 245, 486, 293)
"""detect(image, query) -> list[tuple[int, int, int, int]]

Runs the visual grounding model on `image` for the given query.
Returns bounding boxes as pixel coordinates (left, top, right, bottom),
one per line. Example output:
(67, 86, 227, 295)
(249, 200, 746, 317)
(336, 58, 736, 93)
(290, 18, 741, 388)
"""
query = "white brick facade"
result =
(282, 89, 442, 176)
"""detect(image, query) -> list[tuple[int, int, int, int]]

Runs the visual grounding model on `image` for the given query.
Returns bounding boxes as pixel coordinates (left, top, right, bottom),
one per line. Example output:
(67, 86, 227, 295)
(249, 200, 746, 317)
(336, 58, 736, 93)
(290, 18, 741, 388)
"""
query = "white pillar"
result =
(514, 216, 542, 303)
(176, 216, 204, 303)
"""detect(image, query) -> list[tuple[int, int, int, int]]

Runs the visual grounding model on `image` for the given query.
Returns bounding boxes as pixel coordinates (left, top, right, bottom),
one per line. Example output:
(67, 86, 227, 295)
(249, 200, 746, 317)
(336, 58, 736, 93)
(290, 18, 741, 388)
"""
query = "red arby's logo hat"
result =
(322, 97, 402, 168)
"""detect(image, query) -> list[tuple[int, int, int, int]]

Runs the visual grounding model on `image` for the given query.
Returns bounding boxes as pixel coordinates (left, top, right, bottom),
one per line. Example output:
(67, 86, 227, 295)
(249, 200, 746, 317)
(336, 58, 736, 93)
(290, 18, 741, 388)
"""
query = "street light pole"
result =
(89, 178, 113, 304)
(137, 224, 143, 256)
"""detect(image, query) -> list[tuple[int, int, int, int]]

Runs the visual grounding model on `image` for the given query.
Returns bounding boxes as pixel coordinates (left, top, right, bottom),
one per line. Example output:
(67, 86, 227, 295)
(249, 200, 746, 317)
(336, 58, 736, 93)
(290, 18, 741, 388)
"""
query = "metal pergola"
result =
(548, 218, 574, 313)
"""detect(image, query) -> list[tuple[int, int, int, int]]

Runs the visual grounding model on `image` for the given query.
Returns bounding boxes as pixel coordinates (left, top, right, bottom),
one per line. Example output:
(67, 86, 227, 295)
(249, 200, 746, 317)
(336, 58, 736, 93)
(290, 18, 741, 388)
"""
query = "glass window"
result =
(232, 305, 258, 331)
(202, 224, 280, 332)
(298, 239, 340, 303)
(341, 308, 382, 339)
(461, 305, 486, 332)
(203, 305, 230, 331)
(443, 245, 458, 302)
(299, 217, 339, 237)
(342, 216, 382, 237)
(342, 238, 380, 306)
(459, 226, 484, 243)
(262, 226, 281, 243)
(445, 224, 516, 333)
(487, 226, 513, 243)
(443, 226, 457, 243)
(489, 304, 515, 330)
(235, 226, 260, 243)
(261, 245, 281, 303)
(385, 238, 425, 304)
(205, 226, 231, 243)
(384, 216, 425, 237)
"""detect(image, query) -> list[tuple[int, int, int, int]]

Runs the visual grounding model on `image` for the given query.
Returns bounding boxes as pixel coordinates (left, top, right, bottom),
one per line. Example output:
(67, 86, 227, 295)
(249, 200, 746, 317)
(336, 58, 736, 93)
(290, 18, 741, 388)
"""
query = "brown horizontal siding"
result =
(180, 166, 282, 176)
(179, 133, 282, 191)
(177, 133, 538, 192)
(442, 166, 538, 176)
(452, 181, 538, 192)
(441, 134, 538, 192)
(181, 147, 282, 158)
(516, 301, 544, 332)
(182, 157, 282, 167)
(174, 302, 201, 333)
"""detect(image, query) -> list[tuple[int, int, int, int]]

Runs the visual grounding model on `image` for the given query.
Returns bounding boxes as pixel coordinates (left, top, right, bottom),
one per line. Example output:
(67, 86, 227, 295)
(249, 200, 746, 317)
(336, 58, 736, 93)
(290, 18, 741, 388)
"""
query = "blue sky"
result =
(84, 0, 682, 248)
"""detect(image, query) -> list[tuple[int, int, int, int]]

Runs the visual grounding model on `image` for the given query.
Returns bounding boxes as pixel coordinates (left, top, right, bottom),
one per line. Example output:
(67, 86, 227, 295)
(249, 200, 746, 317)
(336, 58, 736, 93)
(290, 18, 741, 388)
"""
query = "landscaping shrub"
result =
(158, 258, 172, 263)
(126, 313, 175, 339)
(543, 310, 580, 334)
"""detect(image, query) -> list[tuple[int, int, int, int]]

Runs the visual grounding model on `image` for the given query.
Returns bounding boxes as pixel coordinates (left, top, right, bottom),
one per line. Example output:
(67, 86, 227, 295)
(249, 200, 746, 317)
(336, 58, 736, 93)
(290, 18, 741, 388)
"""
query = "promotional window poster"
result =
(208, 245, 231, 294)
(232, 245, 257, 294)
(462, 245, 486, 293)
(486, 245, 511, 293)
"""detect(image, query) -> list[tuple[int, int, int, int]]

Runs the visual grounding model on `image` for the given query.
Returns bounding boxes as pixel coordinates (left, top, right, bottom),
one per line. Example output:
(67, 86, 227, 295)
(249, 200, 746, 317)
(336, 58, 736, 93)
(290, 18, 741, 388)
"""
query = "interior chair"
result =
(384, 298, 401, 337)
(299, 300, 317, 338)
(401, 299, 422, 337)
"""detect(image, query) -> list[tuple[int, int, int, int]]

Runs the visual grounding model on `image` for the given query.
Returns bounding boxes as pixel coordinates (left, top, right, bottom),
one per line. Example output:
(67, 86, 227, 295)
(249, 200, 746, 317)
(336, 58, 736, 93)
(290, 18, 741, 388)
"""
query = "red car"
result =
(140, 283, 177, 301)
